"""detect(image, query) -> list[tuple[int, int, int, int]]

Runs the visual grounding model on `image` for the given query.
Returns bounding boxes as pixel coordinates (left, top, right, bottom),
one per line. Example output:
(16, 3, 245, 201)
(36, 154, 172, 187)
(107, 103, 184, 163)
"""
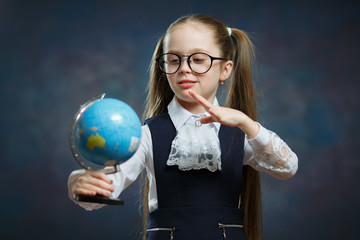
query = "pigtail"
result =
(226, 28, 257, 120)
(143, 36, 174, 120)
(226, 29, 263, 240)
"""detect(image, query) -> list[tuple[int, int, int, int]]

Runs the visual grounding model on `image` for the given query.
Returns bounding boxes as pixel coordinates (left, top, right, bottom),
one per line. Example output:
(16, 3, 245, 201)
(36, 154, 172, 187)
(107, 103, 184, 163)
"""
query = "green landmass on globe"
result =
(85, 132, 106, 151)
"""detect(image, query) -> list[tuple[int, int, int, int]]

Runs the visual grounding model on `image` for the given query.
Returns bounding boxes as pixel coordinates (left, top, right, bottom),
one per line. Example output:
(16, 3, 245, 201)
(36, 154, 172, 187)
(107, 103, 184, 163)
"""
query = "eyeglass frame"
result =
(156, 52, 229, 74)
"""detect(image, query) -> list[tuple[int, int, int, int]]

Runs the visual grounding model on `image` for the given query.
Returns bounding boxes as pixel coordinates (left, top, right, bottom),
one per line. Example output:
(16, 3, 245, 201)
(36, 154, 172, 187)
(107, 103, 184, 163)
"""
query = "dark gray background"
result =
(1, 0, 359, 239)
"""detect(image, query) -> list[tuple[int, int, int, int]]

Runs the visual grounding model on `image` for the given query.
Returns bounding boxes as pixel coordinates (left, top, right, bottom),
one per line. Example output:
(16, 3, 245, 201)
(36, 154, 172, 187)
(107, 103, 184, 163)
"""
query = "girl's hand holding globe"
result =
(71, 170, 115, 198)
(69, 94, 142, 203)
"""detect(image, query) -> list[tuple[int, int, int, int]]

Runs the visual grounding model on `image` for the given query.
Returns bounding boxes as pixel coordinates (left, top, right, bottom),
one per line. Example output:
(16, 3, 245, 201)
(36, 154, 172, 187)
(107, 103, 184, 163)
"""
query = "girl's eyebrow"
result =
(165, 48, 211, 54)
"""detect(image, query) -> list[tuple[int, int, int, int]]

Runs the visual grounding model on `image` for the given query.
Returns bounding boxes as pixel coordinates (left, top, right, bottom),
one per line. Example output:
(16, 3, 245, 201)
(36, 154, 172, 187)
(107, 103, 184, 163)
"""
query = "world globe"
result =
(70, 94, 142, 173)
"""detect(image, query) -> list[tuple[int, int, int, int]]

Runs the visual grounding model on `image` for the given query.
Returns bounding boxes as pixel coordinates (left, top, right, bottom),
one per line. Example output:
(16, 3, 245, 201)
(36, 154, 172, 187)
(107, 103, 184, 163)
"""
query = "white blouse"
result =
(68, 98, 298, 211)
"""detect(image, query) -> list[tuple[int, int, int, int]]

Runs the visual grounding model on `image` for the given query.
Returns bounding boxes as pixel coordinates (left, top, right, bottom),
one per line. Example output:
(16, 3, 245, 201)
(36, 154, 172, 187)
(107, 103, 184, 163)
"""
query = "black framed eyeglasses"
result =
(156, 52, 229, 74)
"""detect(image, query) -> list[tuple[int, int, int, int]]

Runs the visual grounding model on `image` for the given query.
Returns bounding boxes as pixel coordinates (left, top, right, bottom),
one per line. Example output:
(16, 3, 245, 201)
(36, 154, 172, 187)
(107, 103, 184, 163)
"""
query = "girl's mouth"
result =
(178, 80, 197, 89)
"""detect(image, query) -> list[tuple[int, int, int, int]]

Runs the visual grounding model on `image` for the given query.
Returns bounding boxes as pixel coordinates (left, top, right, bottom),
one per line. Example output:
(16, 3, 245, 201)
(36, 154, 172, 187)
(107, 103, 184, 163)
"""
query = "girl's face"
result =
(163, 22, 232, 113)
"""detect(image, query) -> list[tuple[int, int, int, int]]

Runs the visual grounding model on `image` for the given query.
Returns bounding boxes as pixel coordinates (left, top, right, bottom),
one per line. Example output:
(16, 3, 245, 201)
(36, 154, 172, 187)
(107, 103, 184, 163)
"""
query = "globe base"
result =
(75, 194, 124, 205)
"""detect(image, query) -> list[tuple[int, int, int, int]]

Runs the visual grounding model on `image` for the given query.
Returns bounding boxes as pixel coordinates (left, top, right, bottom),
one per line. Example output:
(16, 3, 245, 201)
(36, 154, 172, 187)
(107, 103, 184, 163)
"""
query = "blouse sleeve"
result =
(243, 123, 298, 179)
(67, 125, 151, 210)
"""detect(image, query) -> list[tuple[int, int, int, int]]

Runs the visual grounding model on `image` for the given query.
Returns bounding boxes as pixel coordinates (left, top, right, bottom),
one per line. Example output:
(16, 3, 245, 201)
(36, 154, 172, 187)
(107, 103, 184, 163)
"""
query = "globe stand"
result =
(75, 194, 124, 205)
(69, 93, 141, 206)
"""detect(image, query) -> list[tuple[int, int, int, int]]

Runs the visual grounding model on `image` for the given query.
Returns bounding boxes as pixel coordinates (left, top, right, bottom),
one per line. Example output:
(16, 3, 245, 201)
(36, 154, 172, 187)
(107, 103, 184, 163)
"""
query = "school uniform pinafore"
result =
(145, 113, 247, 240)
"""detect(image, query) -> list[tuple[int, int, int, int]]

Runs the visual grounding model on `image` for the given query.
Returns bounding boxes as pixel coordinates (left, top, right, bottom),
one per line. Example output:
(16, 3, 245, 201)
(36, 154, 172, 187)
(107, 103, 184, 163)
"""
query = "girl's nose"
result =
(178, 59, 192, 73)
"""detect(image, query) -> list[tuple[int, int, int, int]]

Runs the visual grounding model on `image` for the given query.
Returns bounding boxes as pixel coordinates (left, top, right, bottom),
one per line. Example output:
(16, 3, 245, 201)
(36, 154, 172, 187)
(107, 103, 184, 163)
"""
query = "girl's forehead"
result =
(170, 21, 209, 32)
(164, 23, 220, 54)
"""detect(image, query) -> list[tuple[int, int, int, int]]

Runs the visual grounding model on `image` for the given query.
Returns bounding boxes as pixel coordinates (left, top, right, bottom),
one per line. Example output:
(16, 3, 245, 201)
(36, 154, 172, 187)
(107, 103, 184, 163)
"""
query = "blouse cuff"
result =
(247, 123, 271, 150)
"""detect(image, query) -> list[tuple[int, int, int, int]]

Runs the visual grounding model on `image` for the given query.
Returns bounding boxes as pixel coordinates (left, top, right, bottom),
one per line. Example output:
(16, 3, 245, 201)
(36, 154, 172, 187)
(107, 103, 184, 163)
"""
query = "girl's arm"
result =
(189, 90, 298, 179)
(67, 125, 150, 210)
(243, 124, 298, 179)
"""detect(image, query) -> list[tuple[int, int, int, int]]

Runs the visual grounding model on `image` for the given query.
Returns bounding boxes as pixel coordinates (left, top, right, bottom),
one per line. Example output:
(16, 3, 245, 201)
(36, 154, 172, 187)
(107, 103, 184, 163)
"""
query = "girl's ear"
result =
(220, 60, 233, 81)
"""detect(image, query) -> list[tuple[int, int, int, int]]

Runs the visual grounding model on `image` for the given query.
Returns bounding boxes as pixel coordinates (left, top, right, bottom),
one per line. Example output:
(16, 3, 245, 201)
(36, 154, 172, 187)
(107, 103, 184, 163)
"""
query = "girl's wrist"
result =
(237, 116, 259, 139)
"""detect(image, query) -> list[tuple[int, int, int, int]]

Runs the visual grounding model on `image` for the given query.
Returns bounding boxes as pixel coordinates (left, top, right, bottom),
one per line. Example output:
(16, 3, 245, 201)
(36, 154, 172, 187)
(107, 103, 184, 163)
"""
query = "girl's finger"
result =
(75, 175, 114, 196)
(84, 184, 112, 197)
(75, 185, 112, 197)
(188, 90, 212, 110)
(74, 188, 97, 196)
(87, 170, 113, 184)
(200, 115, 217, 124)
(80, 176, 114, 192)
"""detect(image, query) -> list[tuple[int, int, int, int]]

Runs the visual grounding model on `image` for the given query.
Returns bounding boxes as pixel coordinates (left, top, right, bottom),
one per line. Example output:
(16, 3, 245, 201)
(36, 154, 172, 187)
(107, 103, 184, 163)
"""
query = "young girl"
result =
(68, 14, 298, 240)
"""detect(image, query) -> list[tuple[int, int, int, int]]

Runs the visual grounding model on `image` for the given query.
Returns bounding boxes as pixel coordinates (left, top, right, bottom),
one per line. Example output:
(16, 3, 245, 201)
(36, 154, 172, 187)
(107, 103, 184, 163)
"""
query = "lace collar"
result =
(166, 97, 222, 172)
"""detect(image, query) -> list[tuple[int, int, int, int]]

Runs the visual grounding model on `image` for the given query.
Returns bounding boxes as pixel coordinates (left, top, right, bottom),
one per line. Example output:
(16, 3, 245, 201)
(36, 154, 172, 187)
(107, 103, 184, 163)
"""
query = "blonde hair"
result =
(142, 14, 262, 240)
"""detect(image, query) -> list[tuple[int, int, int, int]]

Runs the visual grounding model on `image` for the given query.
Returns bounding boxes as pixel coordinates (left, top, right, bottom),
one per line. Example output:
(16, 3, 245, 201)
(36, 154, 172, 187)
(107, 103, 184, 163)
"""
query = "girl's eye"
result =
(168, 59, 180, 63)
(192, 58, 205, 64)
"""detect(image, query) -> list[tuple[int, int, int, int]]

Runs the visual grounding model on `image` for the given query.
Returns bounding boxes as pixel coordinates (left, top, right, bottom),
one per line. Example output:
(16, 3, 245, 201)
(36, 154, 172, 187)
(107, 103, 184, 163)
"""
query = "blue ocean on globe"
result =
(73, 98, 142, 166)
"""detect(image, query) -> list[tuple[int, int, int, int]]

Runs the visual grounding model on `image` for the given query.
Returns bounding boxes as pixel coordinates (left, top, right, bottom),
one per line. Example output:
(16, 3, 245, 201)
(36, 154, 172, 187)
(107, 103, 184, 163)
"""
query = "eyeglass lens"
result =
(158, 53, 213, 74)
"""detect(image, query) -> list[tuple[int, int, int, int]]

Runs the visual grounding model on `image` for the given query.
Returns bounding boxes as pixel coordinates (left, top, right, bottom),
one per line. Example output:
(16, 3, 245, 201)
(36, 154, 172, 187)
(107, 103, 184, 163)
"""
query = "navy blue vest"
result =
(145, 113, 247, 240)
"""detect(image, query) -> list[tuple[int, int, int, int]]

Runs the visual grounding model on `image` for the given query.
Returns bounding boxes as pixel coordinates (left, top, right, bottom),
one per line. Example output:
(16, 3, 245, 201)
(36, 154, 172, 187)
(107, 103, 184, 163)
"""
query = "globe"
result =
(70, 94, 142, 172)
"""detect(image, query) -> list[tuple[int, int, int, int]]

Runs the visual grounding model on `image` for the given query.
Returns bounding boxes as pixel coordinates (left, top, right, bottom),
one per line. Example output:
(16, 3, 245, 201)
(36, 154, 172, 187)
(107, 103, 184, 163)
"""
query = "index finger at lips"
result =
(198, 96, 213, 110)
(188, 90, 199, 100)
(188, 90, 212, 109)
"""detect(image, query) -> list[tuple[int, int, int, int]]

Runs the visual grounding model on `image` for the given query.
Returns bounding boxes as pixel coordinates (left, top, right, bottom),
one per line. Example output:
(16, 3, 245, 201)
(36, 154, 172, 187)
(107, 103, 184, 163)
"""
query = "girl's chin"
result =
(175, 94, 196, 104)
